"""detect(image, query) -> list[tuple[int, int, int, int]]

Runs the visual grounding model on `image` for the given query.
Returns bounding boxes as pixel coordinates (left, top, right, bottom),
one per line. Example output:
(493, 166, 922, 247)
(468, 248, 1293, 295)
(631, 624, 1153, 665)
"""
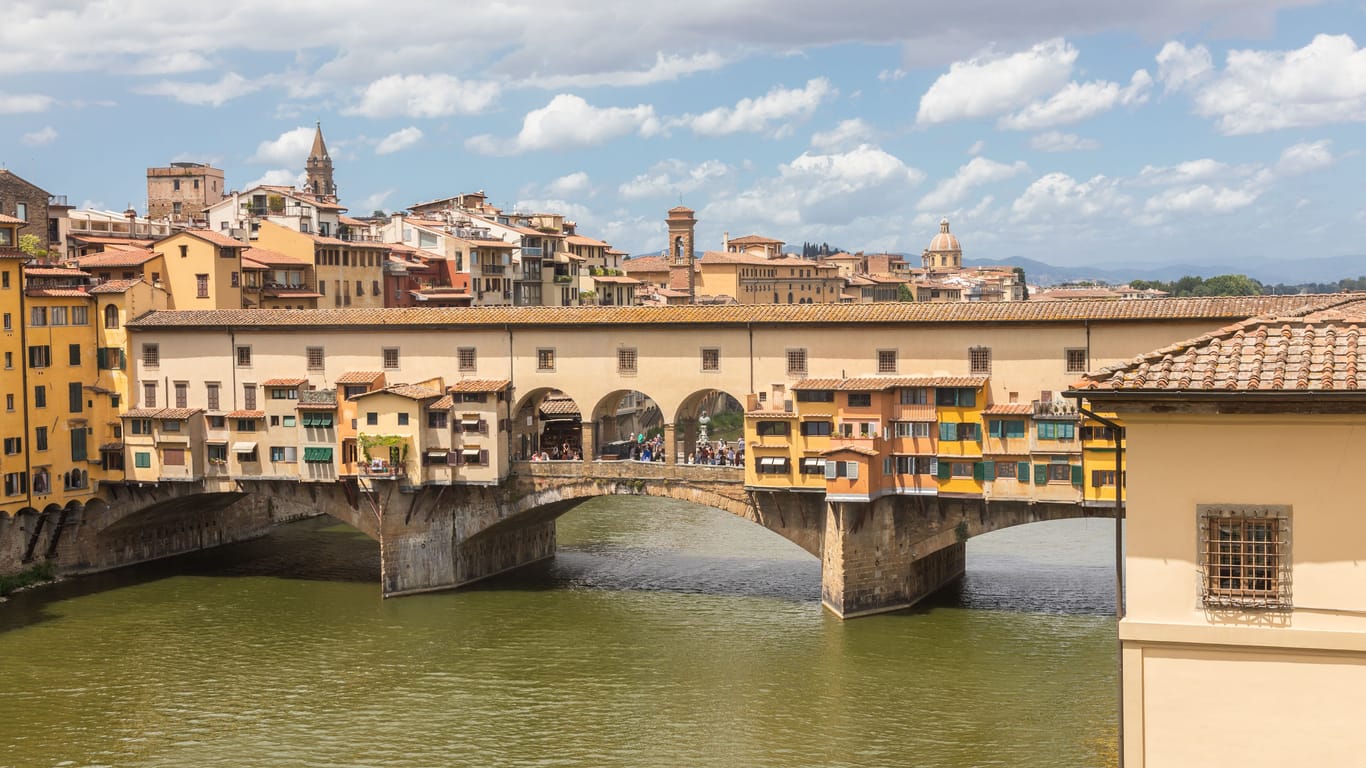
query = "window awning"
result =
(231, 441, 257, 452)
(303, 447, 333, 462)
(426, 450, 448, 458)
(302, 413, 335, 427)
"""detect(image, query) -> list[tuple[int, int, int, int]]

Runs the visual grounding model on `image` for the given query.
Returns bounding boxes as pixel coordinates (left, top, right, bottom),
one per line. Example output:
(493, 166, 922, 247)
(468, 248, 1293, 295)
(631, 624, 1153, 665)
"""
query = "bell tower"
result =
(666, 205, 697, 303)
(305, 121, 337, 201)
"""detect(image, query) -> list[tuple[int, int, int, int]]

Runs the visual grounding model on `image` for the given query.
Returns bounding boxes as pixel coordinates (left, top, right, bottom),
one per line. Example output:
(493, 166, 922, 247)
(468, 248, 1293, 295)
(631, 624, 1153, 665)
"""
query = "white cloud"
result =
(358, 189, 395, 214)
(347, 74, 500, 118)
(521, 52, 726, 89)
(999, 70, 1151, 130)
(466, 94, 660, 155)
(1135, 158, 1237, 186)
(967, 140, 985, 155)
(1029, 131, 1100, 152)
(249, 126, 315, 165)
(139, 72, 261, 107)
(1155, 41, 1213, 92)
(1183, 34, 1366, 134)
(1274, 140, 1335, 176)
(810, 118, 875, 151)
(618, 159, 731, 200)
(0, 92, 55, 113)
(683, 78, 834, 136)
(374, 126, 423, 155)
(511, 198, 595, 224)
(1012, 173, 1131, 221)
(125, 51, 213, 76)
(547, 172, 592, 197)
(1143, 184, 1261, 216)
(917, 39, 1077, 124)
(20, 126, 57, 146)
(918, 157, 1029, 211)
(878, 68, 907, 82)
(246, 169, 307, 189)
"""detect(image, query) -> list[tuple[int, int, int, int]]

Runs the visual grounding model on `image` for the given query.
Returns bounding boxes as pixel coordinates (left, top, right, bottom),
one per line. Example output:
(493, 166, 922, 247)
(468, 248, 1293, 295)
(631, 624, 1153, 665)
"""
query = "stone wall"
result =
(0, 170, 52, 250)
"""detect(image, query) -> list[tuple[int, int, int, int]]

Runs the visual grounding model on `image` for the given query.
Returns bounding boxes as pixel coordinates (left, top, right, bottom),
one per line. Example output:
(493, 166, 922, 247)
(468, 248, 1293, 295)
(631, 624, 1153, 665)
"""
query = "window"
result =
(950, 461, 974, 478)
(271, 388, 298, 400)
(847, 393, 872, 408)
(756, 456, 791, 474)
(306, 347, 325, 371)
(34, 427, 47, 450)
(3, 437, 20, 455)
(142, 382, 156, 408)
(5, 471, 28, 496)
(243, 384, 257, 410)
(1048, 463, 1073, 482)
(27, 345, 50, 368)
(454, 347, 477, 373)
(69, 382, 83, 413)
(283, 416, 296, 427)
(235, 447, 258, 462)
(70, 305, 88, 326)
(618, 347, 637, 374)
(1080, 426, 1117, 442)
(428, 411, 448, 428)
(131, 451, 150, 469)
(4, 394, 11, 411)
(893, 455, 936, 475)
(208, 415, 226, 429)
(162, 420, 181, 433)
(800, 420, 832, 437)
(235, 419, 257, 432)
(756, 421, 791, 437)
(2, 313, 8, 330)
(938, 422, 979, 441)
(128, 420, 151, 436)
(366, 412, 378, 426)
(898, 388, 928, 405)
(382, 348, 399, 369)
(143, 343, 159, 367)
(1036, 421, 1076, 440)
(1199, 505, 1291, 609)
(786, 348, 807, 376)
(15, 202, 27, 221)
(33, 385, 45, 409)
(894, 421, 931, 438)
(231, 271, 239, 287)
(969, 346, 991, 375)
(0, 272, 6, 289)
(796, 389, 834, 403)
(236, 345, 252, 367)
(206, 382, 220, 411)
(207, 444, 228, 463)
(1065, 348, 1088, 374)
(270, 446, 298, 463)
(68, 343, 81, 366)
(49, 307, 67, 326)
(935, 388, 976, 407)
(1091, 469, 1117, 487)
(823, 460, 859, 479)
(70, 430, 87, 463)
(877, 350, 897, 374)
(104, 305, 119, 329)
(988, 419, 1027, 438)
(800, 457, 826, 475)
(397, 413, 409, 426)
(537, 348, 555, 371)
(196, 274, 209, 298)
(701, 348, 720, 371)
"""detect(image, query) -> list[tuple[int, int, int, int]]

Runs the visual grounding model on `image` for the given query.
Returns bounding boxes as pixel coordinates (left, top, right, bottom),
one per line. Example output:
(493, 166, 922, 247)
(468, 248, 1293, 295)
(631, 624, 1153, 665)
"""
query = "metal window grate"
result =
(618, 347, 637, 374)
(786, 348, 807, 376)
(969, 346, 991, 374)
(306, 347, 325, 371)
(1198, 505, 1292, 609)
(458, 347, 477, 372)
(537, 348, 555, 371)
(701, 348, 719, 371)
(878, 350, 897, 374)
(1065, 348, 1088, 374)
(382, 348, 399, 370)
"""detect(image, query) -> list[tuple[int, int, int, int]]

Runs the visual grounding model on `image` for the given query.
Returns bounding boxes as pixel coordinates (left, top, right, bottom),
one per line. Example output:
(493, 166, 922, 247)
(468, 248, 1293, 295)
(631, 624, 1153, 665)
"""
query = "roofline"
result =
(1065, 388, 1366, 403)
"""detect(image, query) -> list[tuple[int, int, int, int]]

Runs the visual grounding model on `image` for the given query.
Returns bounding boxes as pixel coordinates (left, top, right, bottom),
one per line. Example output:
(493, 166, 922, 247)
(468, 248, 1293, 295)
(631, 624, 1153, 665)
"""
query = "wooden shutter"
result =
(981, 460, 994, 480)
(937, 460, 951, 480)
(478, 419, 489, 435)
(939, 422, 955, 441)
(1017, 461, 1030, 482)
(972, 461, 984, 481)
(479, 449, 489, 466)
(452, 421, 463, 434)
(1071, 464, 1083, 485)
(824, 460, 837, 480)
(1034, 464, 1048, 484)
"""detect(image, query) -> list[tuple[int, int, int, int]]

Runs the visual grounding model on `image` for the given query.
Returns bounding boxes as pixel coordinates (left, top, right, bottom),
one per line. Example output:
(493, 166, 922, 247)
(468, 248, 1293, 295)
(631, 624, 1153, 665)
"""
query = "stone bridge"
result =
(10, 462, 1114, 618)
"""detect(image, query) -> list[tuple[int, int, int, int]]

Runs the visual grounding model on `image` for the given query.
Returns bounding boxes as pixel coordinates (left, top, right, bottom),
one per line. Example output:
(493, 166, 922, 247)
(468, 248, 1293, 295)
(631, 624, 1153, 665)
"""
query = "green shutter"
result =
(97, 348, 108, 369)
(301, 414, 314, 427)
(1034, 464, 1048, 484)
(303, 447, 333, 462)
(135, 451, 151, 469)
(973, 461, 985, 481)
(1008, 420, 1025, 438)
(317, 414, 334, 427)
(937, 460, 951, 480)
(1071, 464, 1083, 485)
(1017, 461, 1030, 482)
(939, 422, 955, 441)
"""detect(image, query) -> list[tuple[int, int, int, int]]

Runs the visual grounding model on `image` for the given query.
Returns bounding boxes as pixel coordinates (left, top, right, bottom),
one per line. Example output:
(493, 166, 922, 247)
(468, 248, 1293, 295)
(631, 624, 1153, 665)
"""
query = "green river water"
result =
(0, 497, 1118, 767)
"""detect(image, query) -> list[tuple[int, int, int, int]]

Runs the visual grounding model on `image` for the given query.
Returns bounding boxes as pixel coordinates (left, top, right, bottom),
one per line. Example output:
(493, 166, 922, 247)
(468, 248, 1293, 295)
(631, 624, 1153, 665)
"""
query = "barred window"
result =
(786, 348, 807, 376)
(1065, 348, 1088, 374)
(1199, 505, 1291, 609)
(306, 347, 325, 371)
(537, 348, 555, 371)
(618, 347, 637, 374)
(235, 345, 251, 367)
(969, 346, 991, 374)
(382, 348, 399, 370)
(701, 348, 720, 371)
(143, 343, 160, 368)
(458, 347, 477, 372)
(877, 349, 897, 374)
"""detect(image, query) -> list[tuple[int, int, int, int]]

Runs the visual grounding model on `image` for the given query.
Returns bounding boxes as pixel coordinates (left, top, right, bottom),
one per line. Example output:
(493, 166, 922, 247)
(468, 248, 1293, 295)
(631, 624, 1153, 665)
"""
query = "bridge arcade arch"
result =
(673, 388, 745, 463)
(590, 389, 663, 461)
(512, 388, 584, 461)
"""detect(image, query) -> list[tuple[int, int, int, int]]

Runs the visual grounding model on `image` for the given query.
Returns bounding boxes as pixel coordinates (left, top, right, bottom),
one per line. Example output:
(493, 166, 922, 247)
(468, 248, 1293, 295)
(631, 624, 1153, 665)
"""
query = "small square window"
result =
(236, 345, 252, 367)
(618, 347, 637, 374)
(537, 348, 555, 371)
(306, 347, 324, 371)
(877, 350, 897, 374)
(143, 343, 160, 368)
(382, 347, 399, 370)
(969, 346, 991, 375)
(397, 413, 409, 426)
(786, 348, 807, 376)
(458, 347, 477, 372)
(1198, 504, 1291, 610)
(701, 348, 720, 372)
(1065, 348, 1088, 374)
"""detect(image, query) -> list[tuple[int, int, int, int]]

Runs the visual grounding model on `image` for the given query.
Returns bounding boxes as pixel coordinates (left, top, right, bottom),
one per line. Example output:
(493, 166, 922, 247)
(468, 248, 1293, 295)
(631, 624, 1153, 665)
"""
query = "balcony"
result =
(1032, 399, 1079, 418)
(480, 264, 506, 275)
(521, 246, 543, 257)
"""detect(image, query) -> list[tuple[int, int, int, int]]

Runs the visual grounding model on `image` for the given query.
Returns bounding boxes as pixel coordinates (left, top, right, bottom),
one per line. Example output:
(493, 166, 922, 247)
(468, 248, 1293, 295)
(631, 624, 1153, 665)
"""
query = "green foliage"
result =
(267, 194, 286, 213)
(1264, 276, 1366, 294)
(17, 234, 46, 259)
(579, 290, 597, 303)
(0, 560, 56, 596)
(1126, 274, 1265, 297)
(358, 434, 407, 462)
(955, 520, 970, 543)
(1012, 266, 1029, 299)
(897, 283, 914, 302)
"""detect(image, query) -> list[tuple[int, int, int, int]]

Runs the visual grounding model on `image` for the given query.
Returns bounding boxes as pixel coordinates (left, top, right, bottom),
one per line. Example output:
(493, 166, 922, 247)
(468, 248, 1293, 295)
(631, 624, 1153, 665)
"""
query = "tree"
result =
(17, 234, 46, 259)
(1012, 266, 1029, 300)
(897, 283, 914, 302)
(371, 209, 388, 218)
(1195, 274, 1263, 296)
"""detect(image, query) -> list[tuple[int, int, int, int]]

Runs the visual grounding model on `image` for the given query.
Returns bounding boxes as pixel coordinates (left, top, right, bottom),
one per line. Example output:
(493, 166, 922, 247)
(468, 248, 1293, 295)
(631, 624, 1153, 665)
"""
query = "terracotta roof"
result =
(354, 384, 443, 401)
(591, 275, 640, 285)
(180, 229, 246, 249)
(539, 396, 581, 416)
(89, 278, 144, 294)
(26, 289, 90, 298)
(25, 266, 89, 277)
(566, 234, 609, 248)
(121, 408, 164, 419)
(262, 378, 307, 386)
(821, 444, 880, 456)
(226, 410, 265, 418)
(1078, 301, 1366, 394)
(429, 395, 454, 410)
(296, 401, 338, 410)
(339, 215, 369, 227)
(336, 371, 384, 385)
(729, 234, 784, 244)
(67, 235, 155, 247)
(981, 403, 1034, 415)
(76, 248, 157, 268)
(123, 295, 1357, 331)
(156, 408, 203, 419)
(448, 378, 511, 393)
(794, 375, 989, 391)
(0, 213, 25, 225)
(622, 256, 668, 273)
(242, 247, 308, 268)
(0, 248, 27, 261)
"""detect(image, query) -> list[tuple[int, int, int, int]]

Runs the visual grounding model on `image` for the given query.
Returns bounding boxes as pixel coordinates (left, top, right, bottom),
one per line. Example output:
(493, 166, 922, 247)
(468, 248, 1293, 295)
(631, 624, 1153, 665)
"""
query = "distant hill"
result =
(963, 254, 1366, 287)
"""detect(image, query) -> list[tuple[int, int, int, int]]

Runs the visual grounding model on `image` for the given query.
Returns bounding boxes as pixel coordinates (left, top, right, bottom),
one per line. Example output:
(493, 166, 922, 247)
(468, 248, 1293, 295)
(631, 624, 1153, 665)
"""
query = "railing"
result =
(521, 246, 543, 257)
(49, 195, 69, 206)
(480, 264, 506, 275)
(1032, 399, 1079, 417)
(360, 463, 407, 478)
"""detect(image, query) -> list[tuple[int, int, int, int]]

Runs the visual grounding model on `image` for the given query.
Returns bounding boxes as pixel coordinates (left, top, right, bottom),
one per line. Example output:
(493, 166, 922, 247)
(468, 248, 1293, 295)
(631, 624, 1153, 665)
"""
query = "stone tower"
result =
(306, 122, 336, 201)
(922, 217, 963, 272)
(666, 205, 697, 303)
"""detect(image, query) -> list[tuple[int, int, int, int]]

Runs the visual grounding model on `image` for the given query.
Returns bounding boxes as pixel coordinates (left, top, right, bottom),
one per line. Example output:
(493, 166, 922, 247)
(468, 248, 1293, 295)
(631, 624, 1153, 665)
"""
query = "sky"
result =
(2, 0, 1364, 269)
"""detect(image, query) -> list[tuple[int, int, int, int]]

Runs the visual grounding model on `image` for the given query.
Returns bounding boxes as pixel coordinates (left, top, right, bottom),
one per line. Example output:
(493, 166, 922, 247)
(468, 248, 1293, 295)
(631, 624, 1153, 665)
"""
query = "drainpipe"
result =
(1078, 404, 1125, 767)
(18, 267, 32, 510)
(747, 321, 754, 396)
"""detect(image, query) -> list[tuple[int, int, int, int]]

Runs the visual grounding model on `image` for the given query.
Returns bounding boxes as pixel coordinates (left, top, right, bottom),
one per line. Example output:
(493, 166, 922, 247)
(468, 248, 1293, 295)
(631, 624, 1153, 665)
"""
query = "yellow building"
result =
(1071, 302, 1366, 767)
(153, 229, 247, 309)
(0, 215, 30, 517)
(256, 220, 387, 308)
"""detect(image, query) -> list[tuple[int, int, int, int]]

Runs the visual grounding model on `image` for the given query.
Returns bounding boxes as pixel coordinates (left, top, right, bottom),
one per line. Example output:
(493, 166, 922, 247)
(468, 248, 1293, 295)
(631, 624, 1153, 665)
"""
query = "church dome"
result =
(927, 218, 960, 253)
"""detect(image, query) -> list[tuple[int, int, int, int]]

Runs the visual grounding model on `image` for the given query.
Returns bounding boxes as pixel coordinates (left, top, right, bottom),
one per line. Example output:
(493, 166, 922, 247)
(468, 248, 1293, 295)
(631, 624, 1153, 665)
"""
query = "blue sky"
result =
(3, 0, 1364, 269)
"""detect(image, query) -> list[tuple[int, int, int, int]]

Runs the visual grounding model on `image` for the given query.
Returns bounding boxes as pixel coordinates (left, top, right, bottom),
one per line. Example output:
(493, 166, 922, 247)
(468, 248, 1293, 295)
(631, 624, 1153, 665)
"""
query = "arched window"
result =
(773, 292, 779, 303)
(788, 292, 794, 304)
(104, 304, 119, 329)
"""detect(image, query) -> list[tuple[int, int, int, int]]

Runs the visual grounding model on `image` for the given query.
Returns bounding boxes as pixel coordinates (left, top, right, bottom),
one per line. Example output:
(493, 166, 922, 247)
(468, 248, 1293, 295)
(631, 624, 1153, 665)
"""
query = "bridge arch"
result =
(673, 388, 745, 462)
(511, 387, 584, 460)
(590, 388, 663, 460)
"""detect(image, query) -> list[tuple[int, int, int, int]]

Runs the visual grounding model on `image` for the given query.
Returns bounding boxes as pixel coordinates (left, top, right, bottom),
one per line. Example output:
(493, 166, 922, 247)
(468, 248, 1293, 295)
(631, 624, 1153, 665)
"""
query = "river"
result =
(0, 497, 1118, 767)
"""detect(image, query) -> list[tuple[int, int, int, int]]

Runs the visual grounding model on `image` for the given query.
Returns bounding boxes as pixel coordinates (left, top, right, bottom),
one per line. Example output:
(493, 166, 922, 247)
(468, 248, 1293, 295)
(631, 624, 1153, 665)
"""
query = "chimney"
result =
(723, 231, 729, 251)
